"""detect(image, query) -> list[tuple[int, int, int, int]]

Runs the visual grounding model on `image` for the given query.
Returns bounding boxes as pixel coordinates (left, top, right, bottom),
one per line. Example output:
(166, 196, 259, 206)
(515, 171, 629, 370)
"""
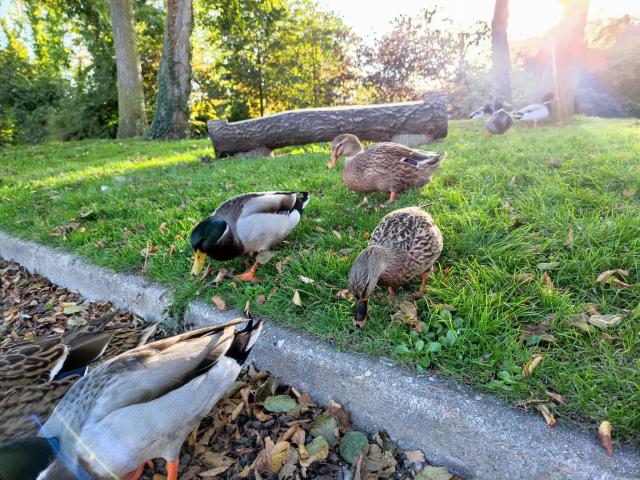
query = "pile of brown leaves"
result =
(140, 364, 459, 480)
(0, 260, 144, 348)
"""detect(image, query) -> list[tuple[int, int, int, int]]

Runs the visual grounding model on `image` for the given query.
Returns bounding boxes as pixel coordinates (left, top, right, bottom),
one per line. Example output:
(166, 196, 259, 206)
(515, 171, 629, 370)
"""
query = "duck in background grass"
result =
(327, 134, 446, 204)
(0, 311, 157, 442)
(190, 191, 309, 282)
(485, 96, 513, 137)
(468, 103, 493, 119)
(513, 92, 555, 128)
(0, 317, 263, 480)
(348, 207, 443, 328)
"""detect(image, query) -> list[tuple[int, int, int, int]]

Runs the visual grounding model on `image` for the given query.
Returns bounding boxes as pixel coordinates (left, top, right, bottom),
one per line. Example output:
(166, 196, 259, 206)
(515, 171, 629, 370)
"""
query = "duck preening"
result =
(328, 134, 446, 203)
(2, 317, 263, 480)
(485, 96, 513, 137)
(190, 191, 309, 281)
(348, 207, 443, 328)
(513, 92, 554, 127)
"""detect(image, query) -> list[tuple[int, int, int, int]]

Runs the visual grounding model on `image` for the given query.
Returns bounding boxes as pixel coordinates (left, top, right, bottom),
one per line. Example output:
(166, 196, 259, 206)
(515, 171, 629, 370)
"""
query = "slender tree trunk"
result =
(109, 0, 147, 138)
(147, 0, 193, 139)
(554, 0, 589, 119)
(491, 0, 512, 101)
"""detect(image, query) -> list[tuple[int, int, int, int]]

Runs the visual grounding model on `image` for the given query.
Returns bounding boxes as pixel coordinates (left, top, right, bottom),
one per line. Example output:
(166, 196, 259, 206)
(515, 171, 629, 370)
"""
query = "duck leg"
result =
(234, 260, 259, 281)
(166, 459, 180, 480)
(485, 132, 492, 139)
(415, 272, 430, 298)
(123, 464, 145, 480)
(388, 192, 398, 202)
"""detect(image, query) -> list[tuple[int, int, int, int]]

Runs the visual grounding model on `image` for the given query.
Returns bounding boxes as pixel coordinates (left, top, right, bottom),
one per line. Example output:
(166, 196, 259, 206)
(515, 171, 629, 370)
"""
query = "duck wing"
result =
(42, 319, 247, 445)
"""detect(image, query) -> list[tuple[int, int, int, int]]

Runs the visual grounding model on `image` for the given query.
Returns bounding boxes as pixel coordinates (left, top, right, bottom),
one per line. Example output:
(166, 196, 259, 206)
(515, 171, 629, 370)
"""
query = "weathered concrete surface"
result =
(2, 231, 639, 480)
(0, 232, 172, 322)
(186, 301, 640, 480)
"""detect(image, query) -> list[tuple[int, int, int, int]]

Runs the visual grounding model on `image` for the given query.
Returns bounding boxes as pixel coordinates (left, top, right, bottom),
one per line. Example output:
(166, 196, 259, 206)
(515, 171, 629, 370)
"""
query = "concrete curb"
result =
(1, 231, 639, 479)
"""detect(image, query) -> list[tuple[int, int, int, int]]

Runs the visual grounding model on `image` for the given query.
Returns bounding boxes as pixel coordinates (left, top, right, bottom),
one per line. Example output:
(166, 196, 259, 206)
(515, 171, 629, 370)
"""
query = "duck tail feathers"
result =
(293, 192, 310, 216)
(226, 317, 264, 365)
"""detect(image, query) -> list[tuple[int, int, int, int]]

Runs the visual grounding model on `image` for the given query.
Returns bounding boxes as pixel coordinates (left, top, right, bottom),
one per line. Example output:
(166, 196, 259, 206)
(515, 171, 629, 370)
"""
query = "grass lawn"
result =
(1, 117, 639, 444)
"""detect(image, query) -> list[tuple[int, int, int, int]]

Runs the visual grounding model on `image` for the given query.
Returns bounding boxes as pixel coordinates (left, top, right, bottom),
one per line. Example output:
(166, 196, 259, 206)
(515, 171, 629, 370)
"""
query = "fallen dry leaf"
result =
(545, 390, 566, 405)
(508, 272, 536, 283)
(299, 275, 315, 284)
(213, 269, 227, 285)
(535, 404, 556, 427)
(328, 400, 353, 432)
(564, 228, 574, 246)
(256, 294, 266, 305)
(404, 450, 426, 464)
(563, 313, 594, 332)
(335, 289, 352, 300)
(537, 262, 560, 270)
(598, 421, 613, 457)
(596, 269, 633, 289)
(211, 295, 227, 311)
(390, 301, 419, 330)
(332, 230, 343, 240)
(622, 188, 636, 197)
(159, 222, 168, 234)
(522, 354, 543, 377)
(548, 157, 562, 168)
(292, 290, 303, 307)
(588, 314, 623, 328)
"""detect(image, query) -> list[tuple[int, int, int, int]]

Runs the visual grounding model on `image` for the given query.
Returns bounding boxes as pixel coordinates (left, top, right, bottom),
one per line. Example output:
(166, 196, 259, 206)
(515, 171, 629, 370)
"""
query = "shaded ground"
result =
(1, 117, 639, 444)
(1, 259, 458, 480)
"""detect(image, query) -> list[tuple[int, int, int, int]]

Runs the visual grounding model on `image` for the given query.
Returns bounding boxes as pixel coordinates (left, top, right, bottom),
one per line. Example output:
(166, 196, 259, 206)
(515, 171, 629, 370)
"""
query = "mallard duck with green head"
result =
(190, 191, 310, 281)
(22, 317, 263, 480)
(349, 207, 443, 328)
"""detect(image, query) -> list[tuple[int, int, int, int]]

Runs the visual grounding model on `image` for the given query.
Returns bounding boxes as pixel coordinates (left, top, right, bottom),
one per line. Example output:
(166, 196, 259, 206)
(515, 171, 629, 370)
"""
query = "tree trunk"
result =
(109, 0, 147, 138)
(491, 0, 512, 101)
(208, 93, 448, 157)
(147, 0, 193, 140)
(554, 0, 589, 120)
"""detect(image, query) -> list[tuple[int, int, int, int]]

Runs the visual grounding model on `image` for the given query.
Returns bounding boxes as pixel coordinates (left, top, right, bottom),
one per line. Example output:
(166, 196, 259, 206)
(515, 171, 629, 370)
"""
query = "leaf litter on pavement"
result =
(0, 259, 459, 479)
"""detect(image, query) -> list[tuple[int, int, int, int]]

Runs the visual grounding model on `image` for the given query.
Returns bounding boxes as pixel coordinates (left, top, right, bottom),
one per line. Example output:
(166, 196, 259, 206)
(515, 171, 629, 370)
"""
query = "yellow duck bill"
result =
(191, 250, 207, 275)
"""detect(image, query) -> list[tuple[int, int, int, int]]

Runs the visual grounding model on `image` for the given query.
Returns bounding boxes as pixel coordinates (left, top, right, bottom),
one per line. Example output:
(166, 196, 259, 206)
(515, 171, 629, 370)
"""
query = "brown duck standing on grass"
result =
(348, 207, 443, 328)
(485, 96, 513, 138)
(327, 134, 446, 203)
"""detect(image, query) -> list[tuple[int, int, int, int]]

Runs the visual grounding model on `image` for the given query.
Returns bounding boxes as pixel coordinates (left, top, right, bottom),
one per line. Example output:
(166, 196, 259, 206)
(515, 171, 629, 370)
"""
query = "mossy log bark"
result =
(207, 93, 448, 157)
(147, 0, 193, 140)
(109, 0, 148, 138)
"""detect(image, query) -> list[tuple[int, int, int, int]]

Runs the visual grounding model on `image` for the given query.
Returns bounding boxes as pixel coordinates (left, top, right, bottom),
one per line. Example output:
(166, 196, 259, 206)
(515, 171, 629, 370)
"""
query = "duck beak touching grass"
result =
(353, 299, 369, 329)
(327, 147, 339, 169)
(191, 250, 207, 276)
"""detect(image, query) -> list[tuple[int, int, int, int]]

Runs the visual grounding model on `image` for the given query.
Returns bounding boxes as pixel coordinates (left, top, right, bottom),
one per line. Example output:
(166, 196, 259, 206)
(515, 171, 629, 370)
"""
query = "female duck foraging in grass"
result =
(190, 191, 309, 281)
(327, 134, 446, 204)
(348, 207, 443, 328)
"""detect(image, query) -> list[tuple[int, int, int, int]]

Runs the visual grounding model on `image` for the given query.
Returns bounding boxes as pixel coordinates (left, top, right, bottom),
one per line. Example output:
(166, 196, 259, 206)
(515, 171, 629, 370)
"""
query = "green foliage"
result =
(360, 7, 490, 103)
(197, 0, 357, 118)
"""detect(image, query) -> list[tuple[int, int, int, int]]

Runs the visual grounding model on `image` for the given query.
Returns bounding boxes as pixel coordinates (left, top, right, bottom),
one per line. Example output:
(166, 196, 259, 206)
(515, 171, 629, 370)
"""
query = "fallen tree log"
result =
(207, 93, 448, 157)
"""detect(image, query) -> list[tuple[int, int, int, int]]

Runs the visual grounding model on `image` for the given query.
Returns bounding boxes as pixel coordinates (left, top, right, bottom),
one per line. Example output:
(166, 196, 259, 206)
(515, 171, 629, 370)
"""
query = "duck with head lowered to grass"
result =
(348, 207, 443, 328)
(190, 191, 309, 281)
(328, 134, 446, 204)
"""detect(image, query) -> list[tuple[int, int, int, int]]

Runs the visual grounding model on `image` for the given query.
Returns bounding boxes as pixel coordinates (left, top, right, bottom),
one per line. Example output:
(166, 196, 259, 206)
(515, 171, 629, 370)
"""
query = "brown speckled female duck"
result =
(348, 207, 443, 328)
(327, 134, 446, 203)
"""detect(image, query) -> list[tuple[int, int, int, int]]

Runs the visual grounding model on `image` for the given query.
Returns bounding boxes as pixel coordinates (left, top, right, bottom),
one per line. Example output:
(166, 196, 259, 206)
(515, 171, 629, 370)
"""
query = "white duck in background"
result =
(513, 92, 555, 128)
